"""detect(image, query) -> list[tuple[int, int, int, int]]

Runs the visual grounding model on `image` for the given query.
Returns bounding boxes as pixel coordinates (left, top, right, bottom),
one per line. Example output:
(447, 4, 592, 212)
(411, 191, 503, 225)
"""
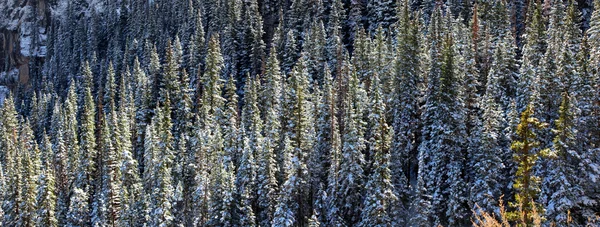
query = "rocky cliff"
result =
(0, 0, 49, 88)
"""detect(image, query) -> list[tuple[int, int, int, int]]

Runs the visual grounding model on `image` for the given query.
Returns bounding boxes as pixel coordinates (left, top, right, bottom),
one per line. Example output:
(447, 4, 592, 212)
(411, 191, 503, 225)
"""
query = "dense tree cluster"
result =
(1, 0, 600, 226)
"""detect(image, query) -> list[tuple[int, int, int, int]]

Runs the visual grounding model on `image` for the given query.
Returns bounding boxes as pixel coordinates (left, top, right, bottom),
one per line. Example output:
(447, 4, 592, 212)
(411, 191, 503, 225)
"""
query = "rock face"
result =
(0, 0, 49, 86)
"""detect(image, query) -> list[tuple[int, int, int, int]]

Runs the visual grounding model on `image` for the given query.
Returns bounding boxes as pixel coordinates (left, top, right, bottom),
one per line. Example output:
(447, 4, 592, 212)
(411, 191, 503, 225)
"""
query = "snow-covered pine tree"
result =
(312, 67, 337, 203)
(440, 30, 470, 227)
(78, 62, 97, 194)
(103, 112, 123, 226)
(272, 138, 298, 227)
(351, 27, 371, 85)
(324, 91, 345, 227)
(118, 93, 144, 227)
(544, 92, 585, 224)
(206, 151, 236, 227)
(236, 132, 257, 227)
(0, 95, 22, 226)
(222, 75, 240, 166)
(337, 69, 366, 226)
(469, 62, 507, 218)
(370, 26, 394, 109)
(413, 7, 443, 226)
(237, 75, 262, 226)
(367, 0, 397, 34)
(303, 20, 326, 84)
(359, 69, 396, 227)
(188, 10, 206, 85)
(203, 35, 226, 121)
(66, 187, 88, 227)
(281, 30, 299, 75)
(577, 13, 600, 219)
(17, 120, 41, 227)
(132, 57, 150, 170)
(161, 40, 182, 108)
(325, 0, 345, 74)
(390, 3, 419, 223)
(64, 80, 80, 187)
(517, 0, 547, 112)
(256, 49, 280, 227)
(37, 132, 58, 227)
(276, 53, 316, 225)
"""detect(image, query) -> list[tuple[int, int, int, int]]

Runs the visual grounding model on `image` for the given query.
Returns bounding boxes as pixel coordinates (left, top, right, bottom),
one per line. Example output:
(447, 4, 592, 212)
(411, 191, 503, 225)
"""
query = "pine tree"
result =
(367, 0, 397, 35)
(207, 156, 236, 227)
(236, 134, 257, 227)
(416, 9, 469, 225)
(66, 187, 89, 227)
(133, 57, 150, 169)
(256, 50, 280, 227)
(150, 95, 175, 227)
(359, 70, 396, 227)
(162, 40, 182, 106)
(79, 63, 97, 192)
(272, 138, 298, 227)
(1, 95, 22, 226)
(37, 133, 58, 227)
(370, 26, 394, 107)
(337, 70, 366, 226)
(325, 0, 345, 74)
(281, 30, 299, 75)
(278, 55, 315, 225)
(222, 75, 240, 166)
(507, 104, 551, 226)
(261, 47, 285, 186)
(577, 23, 600, 220)
(188, 10, 206, 83)
(118, 96, 144, 227)
(313, 67, 335, 203)
(351, 27, 372, 84)
(544, 92, 585, 224)
(64, 80, 80, 187)
(102, 113, 122, 226)
(517, 1, 546, 112)
(18, 120, 41, 227)
(303, 20, 327, 84)
(203, 35, 226, 119)
(470, 67, 506, 217)
(390, 3, 419, 223)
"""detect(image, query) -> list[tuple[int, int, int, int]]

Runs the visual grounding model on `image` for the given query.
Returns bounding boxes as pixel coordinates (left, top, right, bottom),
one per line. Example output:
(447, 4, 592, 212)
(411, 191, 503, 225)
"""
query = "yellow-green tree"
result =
(508, 104, 550, 226)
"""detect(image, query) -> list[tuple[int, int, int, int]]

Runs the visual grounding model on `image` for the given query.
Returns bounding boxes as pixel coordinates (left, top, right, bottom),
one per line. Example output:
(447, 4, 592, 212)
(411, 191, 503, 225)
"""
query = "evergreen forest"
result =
(0, 0, 599, 226)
